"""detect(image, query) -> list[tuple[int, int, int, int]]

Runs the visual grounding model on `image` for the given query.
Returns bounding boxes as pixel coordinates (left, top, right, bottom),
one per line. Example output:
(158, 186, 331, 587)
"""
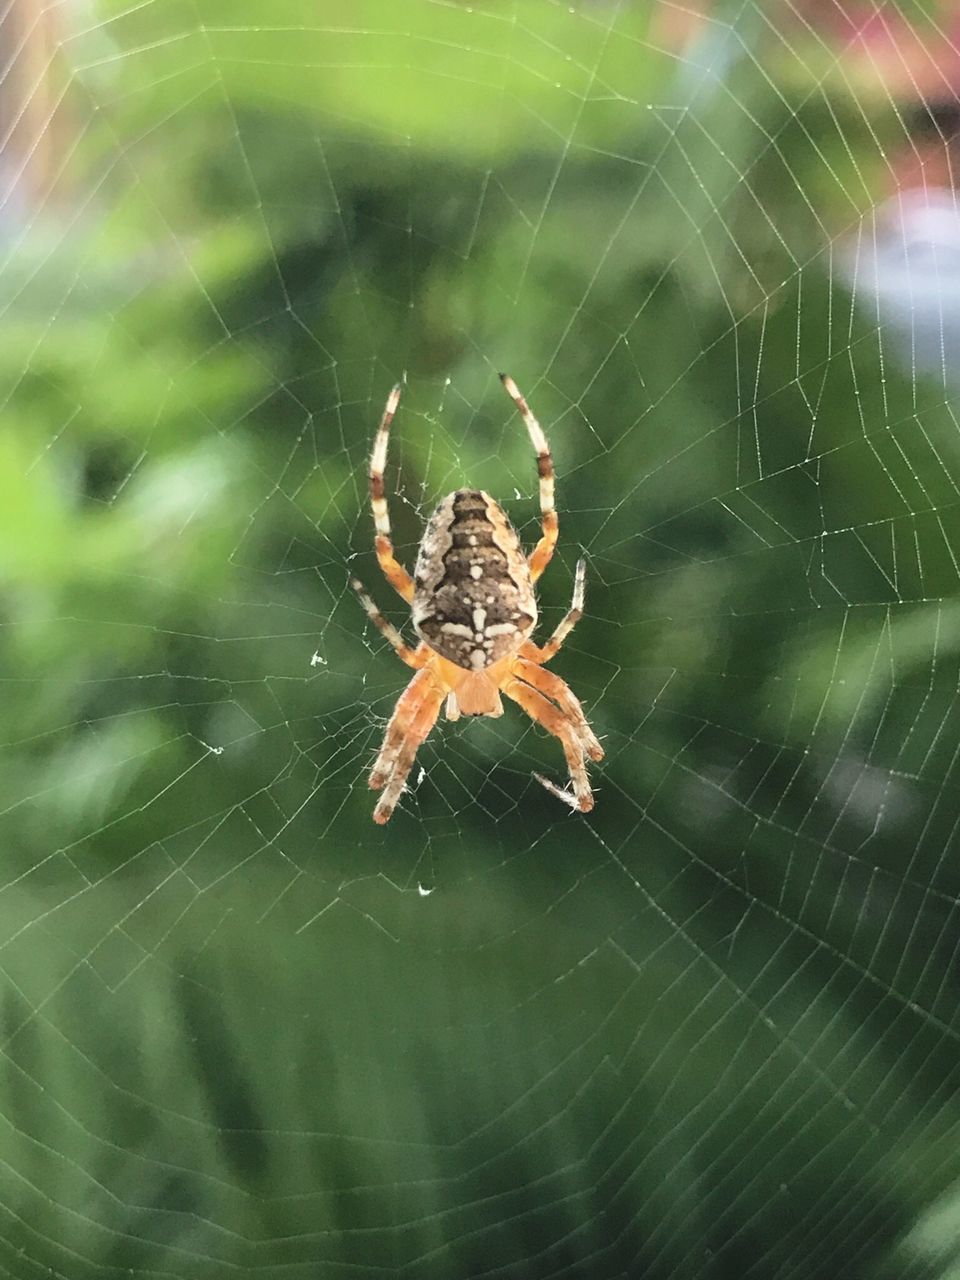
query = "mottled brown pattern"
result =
(412, 489, 537, 670)
(355, 376, 600, 822)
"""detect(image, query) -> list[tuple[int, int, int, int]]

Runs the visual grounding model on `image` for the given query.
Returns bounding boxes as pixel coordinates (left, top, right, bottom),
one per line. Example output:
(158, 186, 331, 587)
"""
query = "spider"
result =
(351, 375, 603, 824)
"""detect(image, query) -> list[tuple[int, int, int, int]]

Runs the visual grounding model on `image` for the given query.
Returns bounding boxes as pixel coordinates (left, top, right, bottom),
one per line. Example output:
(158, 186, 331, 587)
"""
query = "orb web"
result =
(1, 3, 958, 1277)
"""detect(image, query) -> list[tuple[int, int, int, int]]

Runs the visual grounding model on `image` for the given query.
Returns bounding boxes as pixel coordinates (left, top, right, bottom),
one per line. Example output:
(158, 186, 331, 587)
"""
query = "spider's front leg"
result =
(502, 675, 595, 812)
(512, 657, 603, 762)
(369, 666, 445, 824)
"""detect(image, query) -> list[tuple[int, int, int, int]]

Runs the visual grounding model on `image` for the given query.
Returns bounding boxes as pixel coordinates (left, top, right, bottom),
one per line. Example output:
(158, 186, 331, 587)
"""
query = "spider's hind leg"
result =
(369, 383, 416, 603)
(500, 374, 558, 583)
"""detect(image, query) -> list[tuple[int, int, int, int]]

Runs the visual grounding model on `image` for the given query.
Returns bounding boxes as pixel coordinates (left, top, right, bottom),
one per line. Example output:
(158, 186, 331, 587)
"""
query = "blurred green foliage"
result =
(2, 1, 960, 1276)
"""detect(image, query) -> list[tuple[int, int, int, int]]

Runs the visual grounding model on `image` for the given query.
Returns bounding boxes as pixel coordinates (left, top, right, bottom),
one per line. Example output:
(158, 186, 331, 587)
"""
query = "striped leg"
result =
(370, 383, 415, 603)
(500, 374, 558, 582)
(350, 578, 426, 669)
(521, 558, 586, 664)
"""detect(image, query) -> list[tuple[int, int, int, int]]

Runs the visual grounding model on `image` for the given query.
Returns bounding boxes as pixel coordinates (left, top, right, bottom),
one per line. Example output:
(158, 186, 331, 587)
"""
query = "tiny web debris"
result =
(533, 771, 580, 810)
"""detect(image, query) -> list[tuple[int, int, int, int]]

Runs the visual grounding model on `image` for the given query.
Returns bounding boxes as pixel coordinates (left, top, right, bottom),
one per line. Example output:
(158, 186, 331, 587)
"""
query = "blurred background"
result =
(2, 1, 960, 1275)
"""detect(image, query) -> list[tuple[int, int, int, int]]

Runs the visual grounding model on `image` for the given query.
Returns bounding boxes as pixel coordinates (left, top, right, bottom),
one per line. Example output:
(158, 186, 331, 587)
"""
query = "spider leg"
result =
(502, 675, 594, 812)
(369, 668, 435, 790)
(521, 557, 586, 664)
(500, 374, 558, 583)
(350, 578, 427, 668)
(511, 656, 603, 761)
(370, 383, 416, 603)
(370, 670, 445, 824)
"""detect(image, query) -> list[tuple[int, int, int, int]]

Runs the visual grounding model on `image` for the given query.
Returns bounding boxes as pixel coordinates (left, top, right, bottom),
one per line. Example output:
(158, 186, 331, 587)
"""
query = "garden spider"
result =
(351, 375, 602, 824)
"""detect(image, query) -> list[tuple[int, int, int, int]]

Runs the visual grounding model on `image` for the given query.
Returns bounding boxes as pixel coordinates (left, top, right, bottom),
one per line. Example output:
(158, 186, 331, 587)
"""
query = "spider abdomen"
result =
(412, 489, 537, 670)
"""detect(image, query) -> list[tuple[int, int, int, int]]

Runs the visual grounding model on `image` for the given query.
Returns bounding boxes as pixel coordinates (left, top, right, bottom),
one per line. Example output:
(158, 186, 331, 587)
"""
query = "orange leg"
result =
(500, 374, 558, 583)
(502, 676, 594, 812)
(511, 657, 603, 761)
(371, 670, 445, 824)
(369, 669, 434, 790)
(369, 383, 415, 603)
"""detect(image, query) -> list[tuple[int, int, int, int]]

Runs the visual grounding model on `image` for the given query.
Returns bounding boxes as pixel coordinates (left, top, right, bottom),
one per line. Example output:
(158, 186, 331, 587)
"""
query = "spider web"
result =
(2, 0, 960, 1276)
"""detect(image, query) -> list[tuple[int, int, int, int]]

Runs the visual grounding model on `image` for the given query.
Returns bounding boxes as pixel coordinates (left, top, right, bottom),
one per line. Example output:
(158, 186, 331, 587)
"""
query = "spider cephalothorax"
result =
(351, 375, 602, 823)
